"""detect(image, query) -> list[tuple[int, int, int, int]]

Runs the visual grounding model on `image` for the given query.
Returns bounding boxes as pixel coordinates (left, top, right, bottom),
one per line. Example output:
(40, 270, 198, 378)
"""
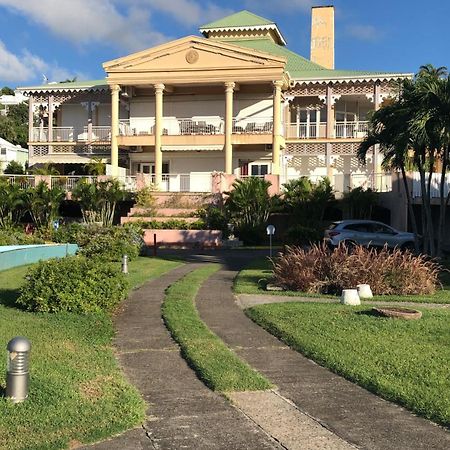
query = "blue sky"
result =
(0, 0, 449, 88)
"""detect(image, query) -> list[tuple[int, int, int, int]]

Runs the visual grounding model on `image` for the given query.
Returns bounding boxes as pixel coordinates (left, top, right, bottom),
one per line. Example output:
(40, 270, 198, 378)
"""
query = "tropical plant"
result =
(23, 181, 65, 230)
(3, 160, 24, 174)
(71, 178, 127, 226)
(358, 64, 450, 256)
(282, 177, 334, 226)
(341, 187, 378, 220)
(0, 179, 25, 229)
(32, 163, 60, 175)
(84, 157, 106, 175)
(225, 177, 273, 244)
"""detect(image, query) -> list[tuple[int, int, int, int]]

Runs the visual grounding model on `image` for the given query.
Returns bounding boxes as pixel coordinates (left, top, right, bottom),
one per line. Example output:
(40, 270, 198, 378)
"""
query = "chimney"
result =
(310, 5, 335, 69)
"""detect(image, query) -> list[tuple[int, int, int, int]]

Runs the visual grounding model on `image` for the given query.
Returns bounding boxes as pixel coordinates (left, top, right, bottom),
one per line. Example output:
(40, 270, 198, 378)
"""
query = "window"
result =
(250, 164, 268, 176)
(0, 148, 6, 155)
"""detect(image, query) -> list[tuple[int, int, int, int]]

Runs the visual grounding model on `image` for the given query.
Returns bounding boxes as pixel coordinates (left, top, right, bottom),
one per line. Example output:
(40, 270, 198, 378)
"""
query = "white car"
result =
(324, 220, 416, 250)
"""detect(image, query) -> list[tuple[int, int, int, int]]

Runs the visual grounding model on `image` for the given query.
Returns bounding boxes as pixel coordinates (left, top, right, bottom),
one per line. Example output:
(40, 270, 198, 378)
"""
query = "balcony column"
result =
(48, 95, 53, 143)
(224, 81, 235, 174)
(373, 82, 382, 176)
(28, 96, 34, 142)
(110, 84, 120, 177)
(272, 80, 284, 175)
(326, 84, 334, 139)
(154, 83, 165, 186)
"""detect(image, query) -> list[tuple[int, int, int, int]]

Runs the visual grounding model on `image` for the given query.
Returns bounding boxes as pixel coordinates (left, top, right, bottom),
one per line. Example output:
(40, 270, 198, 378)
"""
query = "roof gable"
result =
(103, 36, 287, 85)
(199, 10, 286, 45)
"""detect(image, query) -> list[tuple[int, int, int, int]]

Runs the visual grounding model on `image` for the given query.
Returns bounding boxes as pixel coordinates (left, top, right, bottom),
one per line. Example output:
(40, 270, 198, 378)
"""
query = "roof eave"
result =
(17, 84, 109, 95)
(200, 24, 287, 46)
(291, 73, 414, 84)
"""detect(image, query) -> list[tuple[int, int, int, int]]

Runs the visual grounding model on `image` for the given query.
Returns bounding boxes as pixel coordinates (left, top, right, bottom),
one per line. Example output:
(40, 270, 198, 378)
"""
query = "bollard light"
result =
(122, 254, 129, 274)
(6, 336, 31, 403)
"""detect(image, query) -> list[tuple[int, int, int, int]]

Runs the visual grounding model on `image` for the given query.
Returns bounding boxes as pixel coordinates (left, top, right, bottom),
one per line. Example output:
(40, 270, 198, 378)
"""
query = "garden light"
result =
(122, 254, 129, 274)
(6, 336, 31, 403)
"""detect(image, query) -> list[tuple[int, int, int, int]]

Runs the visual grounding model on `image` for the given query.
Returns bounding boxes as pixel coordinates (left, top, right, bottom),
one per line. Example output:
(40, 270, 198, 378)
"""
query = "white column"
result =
(326, 84, 334, 139)
(224, 81, 235, 174)
(373, 82, 382, 176)
(110, 84, 120, 177)
(306, 110, 311, 138)
(272, 80, 283, 175)
(154, 83, 165, 186)
(28, 96, 34, 142)
(48, 95, 53, 142)
(316, 108, 321, 138)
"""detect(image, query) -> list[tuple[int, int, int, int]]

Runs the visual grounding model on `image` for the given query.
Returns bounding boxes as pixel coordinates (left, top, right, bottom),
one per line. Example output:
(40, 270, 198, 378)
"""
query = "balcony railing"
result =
(0, 175, 36, 188)
(412, 172, 450, 198)
(334, 121, 369, 138)
(144, 173, 212, 192)
(334, 172, 392, 193)
(285, 122, 326, 139)
(32, 126, 112, 143)
(232, 117, 273, 134)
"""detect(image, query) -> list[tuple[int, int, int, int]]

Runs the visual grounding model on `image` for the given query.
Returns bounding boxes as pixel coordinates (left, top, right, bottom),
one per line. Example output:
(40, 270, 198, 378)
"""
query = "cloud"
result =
(345, 24, 382, 42)
(0, 40, 87, 84)
(245, 0, 315, 13)
(0, 0, 169, 52)
(147, 0, 233, 27)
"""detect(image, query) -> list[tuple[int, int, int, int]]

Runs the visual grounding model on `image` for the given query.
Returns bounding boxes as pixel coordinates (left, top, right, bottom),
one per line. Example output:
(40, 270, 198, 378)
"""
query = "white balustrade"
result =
(285, 122, 326, 139)
(334, 121, 368, 139)
(0, 175, 36, 188)
(232, 117, 273, 134)
(148, 173, 212, 192)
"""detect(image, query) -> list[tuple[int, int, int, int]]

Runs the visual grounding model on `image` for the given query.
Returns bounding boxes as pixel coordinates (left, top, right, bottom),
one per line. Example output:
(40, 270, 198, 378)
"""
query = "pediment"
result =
(103, 36, 286, 76)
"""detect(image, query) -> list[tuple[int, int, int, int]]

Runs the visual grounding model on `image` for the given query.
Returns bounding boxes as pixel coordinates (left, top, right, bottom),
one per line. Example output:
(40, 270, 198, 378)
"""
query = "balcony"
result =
(285, 121, 369, 140)
(119, 116, 274, 136)
(31, 126, 111, 143)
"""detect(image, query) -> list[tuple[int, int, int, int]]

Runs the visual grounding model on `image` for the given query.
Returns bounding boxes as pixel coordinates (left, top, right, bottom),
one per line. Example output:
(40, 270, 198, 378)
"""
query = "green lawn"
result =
(234, 258, 450, 304)
(0, 256, 181, 450)
(246, 302, 450, 427)
(163, 265, 272, 392)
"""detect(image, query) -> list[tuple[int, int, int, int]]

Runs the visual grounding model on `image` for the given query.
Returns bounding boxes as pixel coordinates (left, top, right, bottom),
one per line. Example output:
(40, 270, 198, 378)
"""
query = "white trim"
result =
(162, 145, 223, 152)
(200, 24, 287, 46)
(290, 73, 413, 85)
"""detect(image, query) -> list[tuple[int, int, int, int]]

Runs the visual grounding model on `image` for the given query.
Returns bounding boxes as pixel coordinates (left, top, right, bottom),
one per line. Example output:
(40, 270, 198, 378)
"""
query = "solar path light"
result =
(122, 254, 129, 274)
(266, 225, 275, 258)
(6, 336, 31, 403)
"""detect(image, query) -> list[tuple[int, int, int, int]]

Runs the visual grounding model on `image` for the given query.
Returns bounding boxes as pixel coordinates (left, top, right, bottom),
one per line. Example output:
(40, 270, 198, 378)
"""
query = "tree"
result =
(84, 157, 106, 175)
(0, 87, 14, 95)
(225, 177, 274, 244)
(0, 179, 26, 229)
(4, 160, 24, 174)
(32, 163, 60, 175)
(358, 65, 450, 256)
(0, 103, 28, 148)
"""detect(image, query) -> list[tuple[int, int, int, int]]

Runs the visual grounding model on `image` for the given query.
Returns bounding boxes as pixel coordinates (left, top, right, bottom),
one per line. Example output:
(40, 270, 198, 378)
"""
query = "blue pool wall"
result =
(0, 244, 78, 271)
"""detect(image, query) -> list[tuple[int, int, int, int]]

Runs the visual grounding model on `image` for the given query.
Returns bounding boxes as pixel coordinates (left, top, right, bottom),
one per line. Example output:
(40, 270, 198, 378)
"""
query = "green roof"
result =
(225, 38, 401, 79)
(200, 10, 274, 29)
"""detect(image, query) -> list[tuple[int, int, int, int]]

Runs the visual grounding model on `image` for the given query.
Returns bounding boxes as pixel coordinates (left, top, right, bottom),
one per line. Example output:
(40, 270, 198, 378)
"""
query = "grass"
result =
(0, 256, 182, 450)
(246, 302, 450, 427)
(234, 258, 450, 304)
(162, 265, 272, 392)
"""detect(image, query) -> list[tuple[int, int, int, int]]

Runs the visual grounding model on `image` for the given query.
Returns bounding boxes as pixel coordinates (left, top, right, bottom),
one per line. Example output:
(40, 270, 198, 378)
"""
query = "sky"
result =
(0, 0, 449, 88)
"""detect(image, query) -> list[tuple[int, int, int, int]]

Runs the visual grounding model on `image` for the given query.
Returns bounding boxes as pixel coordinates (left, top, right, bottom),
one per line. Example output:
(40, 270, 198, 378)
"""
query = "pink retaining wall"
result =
(143, 229, 222, 246)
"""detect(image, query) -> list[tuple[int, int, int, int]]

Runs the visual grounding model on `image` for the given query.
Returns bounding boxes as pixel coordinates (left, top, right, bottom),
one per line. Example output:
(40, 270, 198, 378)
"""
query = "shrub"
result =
(341, 187, 378, 219)
(273, 244, 440, 295)
(51, 223, 144, 261)
(134, 186, 157, 213)
(0, 229, 45, 245)
(17, 256, 128, 313)
(196, 205, 229, 236)
(4, 160, 24, 174)
(225, 177, 274, 244)
(285, 224, 322, 246)
(137, 219, 207, 230)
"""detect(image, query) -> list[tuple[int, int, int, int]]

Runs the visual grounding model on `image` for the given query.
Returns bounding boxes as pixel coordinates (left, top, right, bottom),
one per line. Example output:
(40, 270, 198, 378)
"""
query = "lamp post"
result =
(122, 254, 129, 274)
(266, 224, 275, 258)
(6, 337, 31, 403)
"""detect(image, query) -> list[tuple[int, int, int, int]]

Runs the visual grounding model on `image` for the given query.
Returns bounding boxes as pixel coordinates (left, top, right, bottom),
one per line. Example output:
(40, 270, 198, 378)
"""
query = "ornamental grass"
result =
(273, 244, 440, 296)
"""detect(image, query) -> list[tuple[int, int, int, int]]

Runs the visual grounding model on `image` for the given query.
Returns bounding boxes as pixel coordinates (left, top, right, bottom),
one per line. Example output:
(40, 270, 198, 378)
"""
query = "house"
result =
(0, 137, 28, 173)
(0, 91, 27, 116)
(17, 7, 411, 194)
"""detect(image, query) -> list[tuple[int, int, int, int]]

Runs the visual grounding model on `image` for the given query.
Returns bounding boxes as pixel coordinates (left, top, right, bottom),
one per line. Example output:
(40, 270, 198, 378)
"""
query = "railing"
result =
(32, 126, 111, 142)
(146, 173, 212, 192)
(232, 117, 273, 134)
(117, 176, 137, 192)
(412, 172, 450, 198)
(81, 126, 111, 142)
(334, 121, 369, 139)
(0, 175, 36, 188)
(285, 122, 327, 139)
(50, 176, 97, 191)
(164, 117, 224, 135)
(334, 172, 392, 193)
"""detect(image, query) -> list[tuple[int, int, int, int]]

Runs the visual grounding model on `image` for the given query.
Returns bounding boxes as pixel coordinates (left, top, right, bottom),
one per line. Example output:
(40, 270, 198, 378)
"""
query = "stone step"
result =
(121, 216, 199, 225)
(128, 207, 197, 217)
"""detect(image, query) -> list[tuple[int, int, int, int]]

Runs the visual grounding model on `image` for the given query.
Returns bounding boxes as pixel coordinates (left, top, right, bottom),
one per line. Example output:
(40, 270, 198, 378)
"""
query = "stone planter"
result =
(143, 229, 222, 247)
(357, 284, 373, 299)
(340, 289, 361, 305)
(372, 307, 422, 320)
